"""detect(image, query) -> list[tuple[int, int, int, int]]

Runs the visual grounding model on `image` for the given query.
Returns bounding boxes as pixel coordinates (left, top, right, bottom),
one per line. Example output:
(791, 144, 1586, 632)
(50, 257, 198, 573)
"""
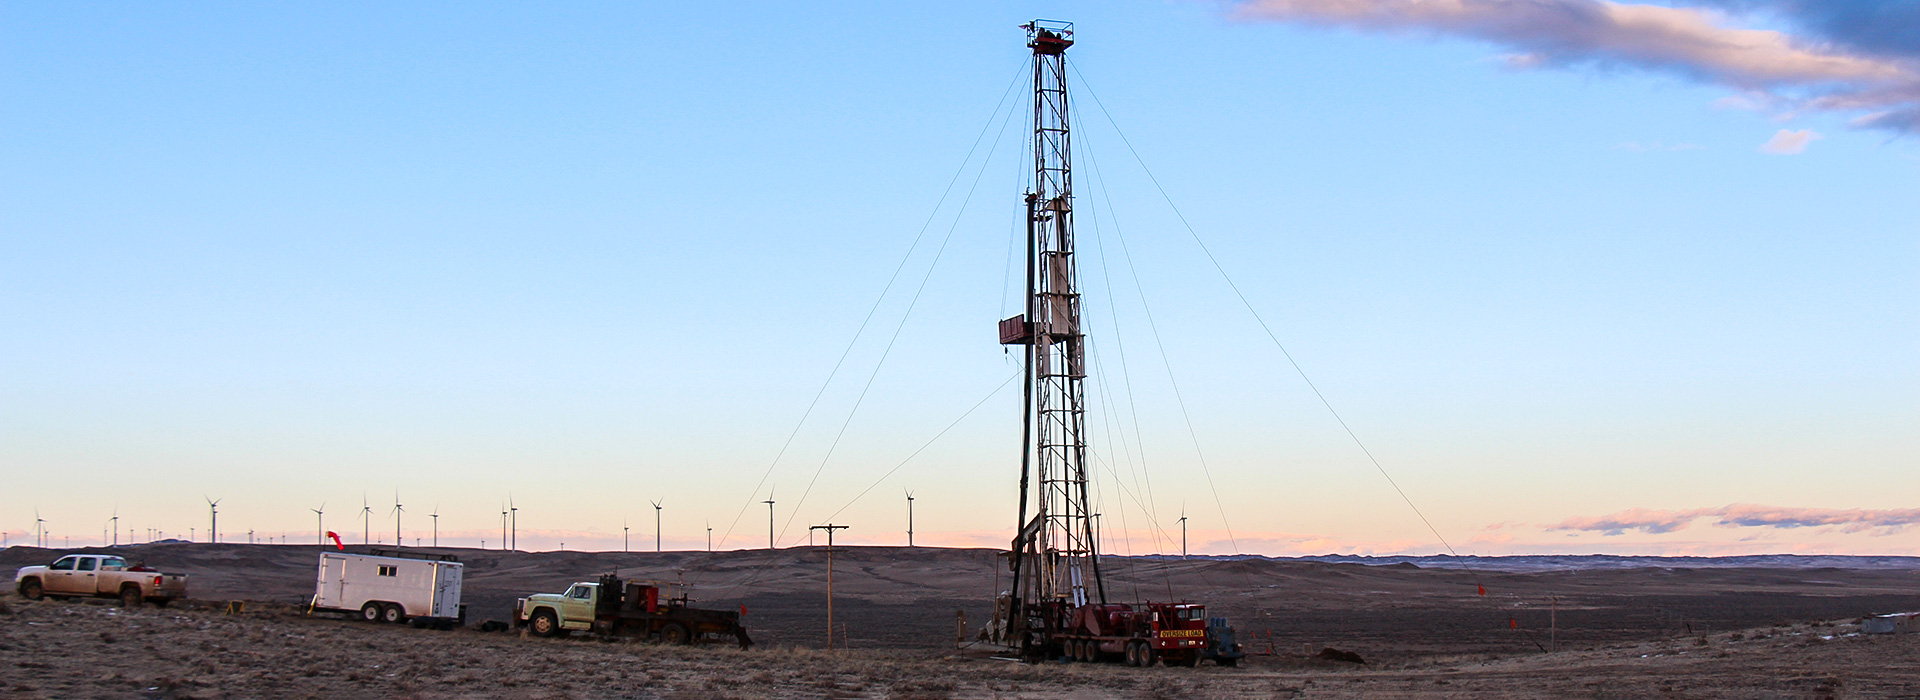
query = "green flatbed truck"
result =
(513, 573, 751, 648)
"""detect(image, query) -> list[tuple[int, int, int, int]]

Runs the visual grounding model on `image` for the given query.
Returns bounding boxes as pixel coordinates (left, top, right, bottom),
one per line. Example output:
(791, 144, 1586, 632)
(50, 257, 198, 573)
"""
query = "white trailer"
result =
(311, 550, 465, 629)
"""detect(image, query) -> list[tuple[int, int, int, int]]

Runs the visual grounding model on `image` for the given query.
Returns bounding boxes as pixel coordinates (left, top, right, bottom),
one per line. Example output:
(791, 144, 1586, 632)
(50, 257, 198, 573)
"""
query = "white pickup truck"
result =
(14, 553, 188, 607)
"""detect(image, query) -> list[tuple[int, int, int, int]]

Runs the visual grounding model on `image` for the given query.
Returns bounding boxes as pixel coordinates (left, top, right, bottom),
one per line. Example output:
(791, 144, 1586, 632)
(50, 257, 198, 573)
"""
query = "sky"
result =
(3, 1, 1915, 556)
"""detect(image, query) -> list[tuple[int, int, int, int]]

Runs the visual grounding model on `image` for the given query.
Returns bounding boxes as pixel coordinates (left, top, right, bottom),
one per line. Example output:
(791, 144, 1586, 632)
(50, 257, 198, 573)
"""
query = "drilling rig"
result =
(991, 20, 1244, 668)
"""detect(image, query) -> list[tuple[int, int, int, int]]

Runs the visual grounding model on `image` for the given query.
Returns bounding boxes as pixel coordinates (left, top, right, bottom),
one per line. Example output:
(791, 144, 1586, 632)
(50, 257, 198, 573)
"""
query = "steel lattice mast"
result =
(1002, 19, 1103, 654)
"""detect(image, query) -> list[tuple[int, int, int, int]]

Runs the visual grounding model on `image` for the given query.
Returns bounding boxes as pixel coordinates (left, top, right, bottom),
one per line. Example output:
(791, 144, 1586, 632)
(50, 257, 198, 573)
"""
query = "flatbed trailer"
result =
(515, 573, 751, 648)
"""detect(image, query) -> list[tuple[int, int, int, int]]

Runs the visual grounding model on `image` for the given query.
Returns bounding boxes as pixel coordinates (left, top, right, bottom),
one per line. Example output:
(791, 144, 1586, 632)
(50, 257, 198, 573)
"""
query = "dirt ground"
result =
(3, 594, 1919, 699)
(5, 545, 1920, 698)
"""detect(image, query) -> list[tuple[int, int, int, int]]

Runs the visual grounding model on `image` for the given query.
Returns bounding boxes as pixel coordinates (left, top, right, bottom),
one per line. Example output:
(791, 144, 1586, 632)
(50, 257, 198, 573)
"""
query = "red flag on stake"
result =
(1477, 584, 1486, 596)
(739, 604, 748, 616)
(325, 531, 345, 551)
(1509, 618, 1518, 629)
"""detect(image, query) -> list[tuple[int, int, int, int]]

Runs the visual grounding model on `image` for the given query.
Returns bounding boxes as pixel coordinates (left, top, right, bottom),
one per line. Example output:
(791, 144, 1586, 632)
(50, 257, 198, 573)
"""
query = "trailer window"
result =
(377, 565, 397, 577)
(50, 557, 76, 571)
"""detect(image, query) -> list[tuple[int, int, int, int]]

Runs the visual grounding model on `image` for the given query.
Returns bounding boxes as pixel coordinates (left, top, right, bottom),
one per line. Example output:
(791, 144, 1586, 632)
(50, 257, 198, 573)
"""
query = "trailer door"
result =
(323, 555, 349, 608)
(431, 563, 462, 618)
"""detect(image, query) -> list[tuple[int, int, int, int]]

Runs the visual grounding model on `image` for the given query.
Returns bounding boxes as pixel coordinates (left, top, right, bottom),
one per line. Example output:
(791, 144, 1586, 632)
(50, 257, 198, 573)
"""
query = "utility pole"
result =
(652, 499, 663, 552)
(762, 491, 776, 549)
(810, 524, 849, 650)
(1000, 20, 1100, 655)
(1549, 595, 1559, 651)
(905, 490, 915, 547)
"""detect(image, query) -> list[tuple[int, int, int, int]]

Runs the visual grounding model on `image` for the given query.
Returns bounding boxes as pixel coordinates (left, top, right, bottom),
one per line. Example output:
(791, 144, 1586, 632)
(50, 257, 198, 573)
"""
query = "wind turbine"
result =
(430, 505, 439, 547)
(762, 488, 776, 550)
(1178, 507, 1189, 559)
(311, 503, 325, 545)
(205, 497, 221, 544)
(34, 509, 45, 548)
(391, 491, 405, 549)
(623, 516, 630, 553)
(508, 496, 518, 551)
(651, 499, 663, 552)
(110, 508, 120, 546)
(500, 502, 508, 551)
(359, 494, 372, 545)
(905, 489, 915, 547)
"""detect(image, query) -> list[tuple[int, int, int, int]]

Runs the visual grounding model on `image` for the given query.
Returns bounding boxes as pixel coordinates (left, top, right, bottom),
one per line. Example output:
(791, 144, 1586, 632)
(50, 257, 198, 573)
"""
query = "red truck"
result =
(1051, 602, 1244, 667)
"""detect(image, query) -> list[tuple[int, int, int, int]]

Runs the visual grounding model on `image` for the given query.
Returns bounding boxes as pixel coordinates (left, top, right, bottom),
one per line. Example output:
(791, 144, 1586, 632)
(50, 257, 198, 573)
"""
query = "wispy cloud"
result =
(1759, 127, 1823, 153)
(1552, 504, 1920, 536)
(1615, 140, 1706, 151)
(1230, 0, 1920, 133)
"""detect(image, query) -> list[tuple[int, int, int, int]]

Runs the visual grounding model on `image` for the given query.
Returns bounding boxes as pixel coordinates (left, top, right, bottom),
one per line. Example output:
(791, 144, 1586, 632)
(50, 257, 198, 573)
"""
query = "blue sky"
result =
(3, 1, 1915, 555)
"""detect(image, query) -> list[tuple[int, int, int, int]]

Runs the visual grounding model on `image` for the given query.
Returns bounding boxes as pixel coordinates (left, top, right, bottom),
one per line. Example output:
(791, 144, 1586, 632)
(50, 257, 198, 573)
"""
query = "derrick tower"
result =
(1000, 19, 1103, 652)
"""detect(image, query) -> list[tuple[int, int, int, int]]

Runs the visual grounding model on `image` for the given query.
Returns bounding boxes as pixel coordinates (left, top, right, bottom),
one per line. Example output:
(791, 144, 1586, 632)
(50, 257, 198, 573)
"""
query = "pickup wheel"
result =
(660, 623, 691, 646)
(361, 602, 384, 623)
(119, 586, 143, 608)
(380, 604, 405, 624)
(19, 579, 43, 601)
(528, 609, 559, 638)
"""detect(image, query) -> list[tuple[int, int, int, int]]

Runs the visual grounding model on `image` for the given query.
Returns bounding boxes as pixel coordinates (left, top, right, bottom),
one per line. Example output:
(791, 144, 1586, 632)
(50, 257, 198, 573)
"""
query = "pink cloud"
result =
(1552, 503, 1920, 536)
(1230, 0, 1920, 132)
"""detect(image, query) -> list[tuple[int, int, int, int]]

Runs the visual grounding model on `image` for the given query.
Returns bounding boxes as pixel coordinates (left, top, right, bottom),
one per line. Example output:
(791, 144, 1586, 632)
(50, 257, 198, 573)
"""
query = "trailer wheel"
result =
(660, 623, 691, 646)
(119, 586, 143, 608)
(528, 609, 559, 638)
(381, 605, 405, 624)
(361, 602, 384, 622)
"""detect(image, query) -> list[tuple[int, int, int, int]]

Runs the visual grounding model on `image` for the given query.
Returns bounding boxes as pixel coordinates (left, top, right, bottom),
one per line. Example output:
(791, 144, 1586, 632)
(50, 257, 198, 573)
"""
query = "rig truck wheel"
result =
(119, 586, 143, 608)
(361, 602, 384, 622)
(20, 580, 44, 601)
(1124, 641, 1141, 667)
(661, 623, 691, 645)
(529, 609, 559, 638)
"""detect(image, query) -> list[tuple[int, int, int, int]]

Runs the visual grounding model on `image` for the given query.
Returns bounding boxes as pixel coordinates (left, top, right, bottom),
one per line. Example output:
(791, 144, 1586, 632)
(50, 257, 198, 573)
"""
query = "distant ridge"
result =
(1124, 553, 1920, 571)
